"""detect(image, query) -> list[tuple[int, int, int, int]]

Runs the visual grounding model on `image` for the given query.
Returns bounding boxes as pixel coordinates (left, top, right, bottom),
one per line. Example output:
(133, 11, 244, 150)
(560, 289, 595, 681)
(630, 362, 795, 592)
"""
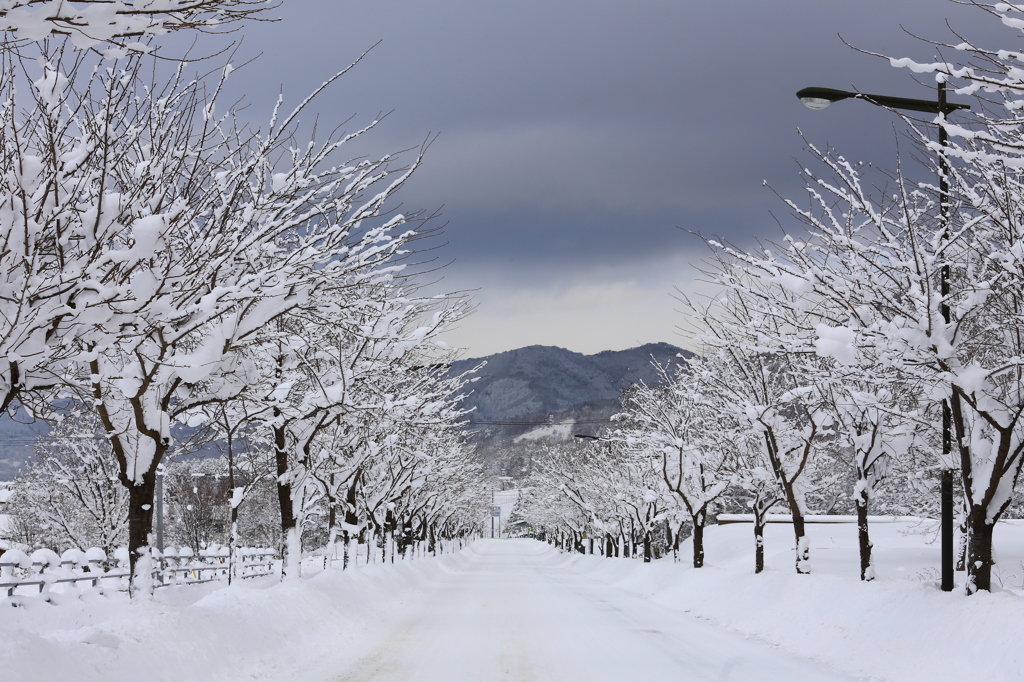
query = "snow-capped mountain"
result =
(0, 343, 688, 479)
(451, 342, 689, 440)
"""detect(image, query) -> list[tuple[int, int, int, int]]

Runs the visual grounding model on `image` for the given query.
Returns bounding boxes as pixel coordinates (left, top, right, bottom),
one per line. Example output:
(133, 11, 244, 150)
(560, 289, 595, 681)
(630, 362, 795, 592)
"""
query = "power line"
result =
(466, 419, 613, 426)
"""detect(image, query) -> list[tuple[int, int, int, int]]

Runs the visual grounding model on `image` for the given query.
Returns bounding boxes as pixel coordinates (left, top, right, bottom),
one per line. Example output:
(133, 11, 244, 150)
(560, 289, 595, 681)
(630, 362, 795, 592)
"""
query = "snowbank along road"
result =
(330, 539, 857, 682)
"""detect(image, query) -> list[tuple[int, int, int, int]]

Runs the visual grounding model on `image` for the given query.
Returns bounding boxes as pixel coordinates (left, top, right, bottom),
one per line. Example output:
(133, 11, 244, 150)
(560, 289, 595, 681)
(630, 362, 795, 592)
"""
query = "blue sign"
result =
(491, 506, 501, 517)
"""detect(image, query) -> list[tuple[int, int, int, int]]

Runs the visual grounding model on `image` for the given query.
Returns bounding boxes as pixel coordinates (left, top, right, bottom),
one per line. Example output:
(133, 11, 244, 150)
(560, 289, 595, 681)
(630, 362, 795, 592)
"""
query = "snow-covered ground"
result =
(584, 519, 1024, 682)
(3, 521, 1023, 681)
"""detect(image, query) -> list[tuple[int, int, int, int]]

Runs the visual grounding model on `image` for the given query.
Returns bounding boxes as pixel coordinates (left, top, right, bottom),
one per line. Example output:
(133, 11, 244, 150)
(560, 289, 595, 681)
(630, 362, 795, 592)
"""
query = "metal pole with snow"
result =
(796, 84, 969, 592)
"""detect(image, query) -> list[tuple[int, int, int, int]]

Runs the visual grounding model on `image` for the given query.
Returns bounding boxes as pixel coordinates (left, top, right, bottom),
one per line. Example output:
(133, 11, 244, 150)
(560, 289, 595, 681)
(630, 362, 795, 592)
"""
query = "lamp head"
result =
(799, 96, 833, 110)
(796, 87, 854, 111)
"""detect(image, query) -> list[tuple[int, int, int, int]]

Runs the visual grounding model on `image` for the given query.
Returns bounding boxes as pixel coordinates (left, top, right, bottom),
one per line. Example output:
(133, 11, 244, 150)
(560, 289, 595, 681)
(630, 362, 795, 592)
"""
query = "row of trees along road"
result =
(522, 2, 1024, 594)
(0, 2, 486, 594)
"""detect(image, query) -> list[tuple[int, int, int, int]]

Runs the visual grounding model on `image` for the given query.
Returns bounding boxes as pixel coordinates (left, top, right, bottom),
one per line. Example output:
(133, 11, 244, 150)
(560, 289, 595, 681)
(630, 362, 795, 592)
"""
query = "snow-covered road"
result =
(330, 539, 856, 682)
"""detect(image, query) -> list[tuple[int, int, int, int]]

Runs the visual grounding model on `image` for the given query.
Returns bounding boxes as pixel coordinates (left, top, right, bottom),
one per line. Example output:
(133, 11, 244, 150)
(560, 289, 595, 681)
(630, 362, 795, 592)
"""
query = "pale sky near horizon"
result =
(215, 1, 1007, 359)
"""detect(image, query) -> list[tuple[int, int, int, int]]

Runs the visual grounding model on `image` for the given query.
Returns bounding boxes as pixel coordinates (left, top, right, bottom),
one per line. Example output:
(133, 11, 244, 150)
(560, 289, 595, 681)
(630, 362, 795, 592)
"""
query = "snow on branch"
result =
(0, 0, 277, 49)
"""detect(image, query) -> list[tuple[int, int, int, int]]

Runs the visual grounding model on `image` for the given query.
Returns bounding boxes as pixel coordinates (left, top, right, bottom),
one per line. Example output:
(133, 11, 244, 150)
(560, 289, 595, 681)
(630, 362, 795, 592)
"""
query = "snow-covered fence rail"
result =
(157, 546, 276, 585)
(716, 514, 930, 525)
(1, 546, 277, 597)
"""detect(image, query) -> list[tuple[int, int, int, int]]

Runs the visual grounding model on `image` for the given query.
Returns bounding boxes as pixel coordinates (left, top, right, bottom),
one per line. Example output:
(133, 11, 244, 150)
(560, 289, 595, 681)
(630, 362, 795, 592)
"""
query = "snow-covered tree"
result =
(712, 103, 1024, 590)
(254, 276, 470, 576)
(202, 399, 276, 582)
(68, 52, 425, 590)
(874, 1, 1024, 593)
(0, 0, 272, 49)
(7, 412, 127, 553)
(163, 457, 229, 554)
(0, 1, 481, 593)
(679, 287, 832, 575)
(617, 359, 731, 568)
(697, 235, 931, 580)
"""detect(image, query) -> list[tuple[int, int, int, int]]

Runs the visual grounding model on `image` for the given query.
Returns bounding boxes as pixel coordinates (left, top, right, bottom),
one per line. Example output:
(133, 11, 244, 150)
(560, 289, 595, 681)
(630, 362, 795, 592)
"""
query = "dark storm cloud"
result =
(225, 1, 997, 256)
(208, 1, 1010, 351)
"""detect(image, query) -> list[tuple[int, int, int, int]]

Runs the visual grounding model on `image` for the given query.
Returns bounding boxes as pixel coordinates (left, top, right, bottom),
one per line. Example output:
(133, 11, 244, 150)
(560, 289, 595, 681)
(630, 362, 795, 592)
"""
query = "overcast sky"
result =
(216, 0, 1007, 358)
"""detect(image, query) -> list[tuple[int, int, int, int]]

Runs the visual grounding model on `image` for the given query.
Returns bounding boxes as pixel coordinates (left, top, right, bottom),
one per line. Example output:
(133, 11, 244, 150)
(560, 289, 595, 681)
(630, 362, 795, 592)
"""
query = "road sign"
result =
(491, 506, 501, 517)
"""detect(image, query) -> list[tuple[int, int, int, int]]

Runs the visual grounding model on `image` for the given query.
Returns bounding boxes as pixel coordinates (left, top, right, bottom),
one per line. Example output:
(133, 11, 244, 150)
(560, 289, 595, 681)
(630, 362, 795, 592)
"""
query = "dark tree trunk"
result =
(398, 517, 414, 558)
(643, 530, 652, 563)
(326, 486, 337, 568)
(691, 516, 705, 568)
(966, 507, 995, 593)
(792, 512, 809, 574)
(126, 470, 157, 592)
(342, 529, 351, 570)
(763, 431, 811, 574)
(855, 487, 874, 581)
(273, 420, 297, 578)
(664, 520, 674, 562)
(605, 534, 614, 558)
(384, 508, 397, 563)
(342, 475, 359, 570)
(754, 522, 765, 574)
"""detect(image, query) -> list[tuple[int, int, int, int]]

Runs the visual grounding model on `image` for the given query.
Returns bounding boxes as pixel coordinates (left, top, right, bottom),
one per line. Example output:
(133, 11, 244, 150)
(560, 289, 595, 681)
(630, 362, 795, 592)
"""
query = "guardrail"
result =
(0, 545, 277, 598)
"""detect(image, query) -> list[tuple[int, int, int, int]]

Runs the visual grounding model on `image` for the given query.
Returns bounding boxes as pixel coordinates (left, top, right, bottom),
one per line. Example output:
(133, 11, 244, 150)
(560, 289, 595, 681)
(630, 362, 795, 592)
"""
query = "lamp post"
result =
(797, 83, 969, 593)
(155, 463, 165, 552)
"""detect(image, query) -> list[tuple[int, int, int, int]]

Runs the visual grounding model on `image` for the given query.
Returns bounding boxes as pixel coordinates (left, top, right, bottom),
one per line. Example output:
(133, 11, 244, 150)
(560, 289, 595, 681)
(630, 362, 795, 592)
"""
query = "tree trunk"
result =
(273, 421, 298, 579)
(754, 521, 765, 574)
(384, 509, 396, 563)
(764, 431, 810, 574)
(793, 513, 809, 574)
(855, 486, 874, 581)
(342, 475, 360, 571)
(664, 520, 674, 562)
(342, 529, 351, 570)
(966, 507, 995, 593)
(325, 488, 337, 570)
(126, 471, 157, 596)
(691, 514, 705, 569)
(643, 530, 652, 563)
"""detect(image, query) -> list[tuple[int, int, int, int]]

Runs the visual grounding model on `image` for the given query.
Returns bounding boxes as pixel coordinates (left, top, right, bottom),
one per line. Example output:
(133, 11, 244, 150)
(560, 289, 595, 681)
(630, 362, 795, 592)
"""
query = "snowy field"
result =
(2, 522, 1023, 681)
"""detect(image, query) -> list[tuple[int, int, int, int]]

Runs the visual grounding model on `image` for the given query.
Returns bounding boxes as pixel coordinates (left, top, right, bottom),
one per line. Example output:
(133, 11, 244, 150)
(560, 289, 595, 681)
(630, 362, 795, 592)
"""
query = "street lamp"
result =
(797, 82, 969, 593)
(797, 86, 970, 115)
